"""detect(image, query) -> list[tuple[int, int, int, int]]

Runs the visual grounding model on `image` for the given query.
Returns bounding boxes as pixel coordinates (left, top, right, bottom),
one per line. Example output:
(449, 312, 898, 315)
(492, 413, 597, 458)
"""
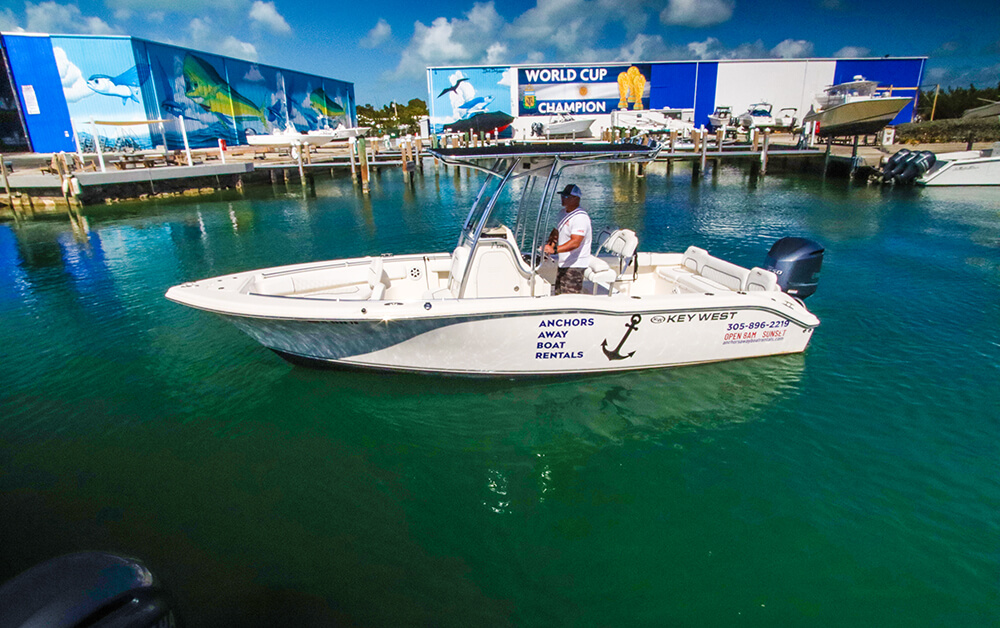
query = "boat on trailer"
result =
(166, 142, 823, 376)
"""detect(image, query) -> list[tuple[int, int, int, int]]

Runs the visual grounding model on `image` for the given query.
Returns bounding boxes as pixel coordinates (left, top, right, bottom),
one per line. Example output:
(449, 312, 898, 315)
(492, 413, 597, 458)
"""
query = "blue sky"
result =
(1, 0, 997, 106)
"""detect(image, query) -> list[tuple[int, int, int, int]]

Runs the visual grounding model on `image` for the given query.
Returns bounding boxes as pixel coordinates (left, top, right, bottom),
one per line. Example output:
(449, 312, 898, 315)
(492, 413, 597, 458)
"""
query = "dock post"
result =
(761, 131, 770, 175)
(717, 129, 724, 154)
(700, 126, 708, 173)
(751, 128, 759, 152)
(178, 117, 193, 166)
(401, 139, 411, 182)
(91, 118, 106, 172)
(358, 136, 370, 194)
(823, 136, 832, 177)
(0, 154, 18, 221)
(850, 135, 860, 178)
(218, 139, 226, 164)
(669, 130, 677, 154)
(349, 137, 357, 180)
(296, 142, 305, 181)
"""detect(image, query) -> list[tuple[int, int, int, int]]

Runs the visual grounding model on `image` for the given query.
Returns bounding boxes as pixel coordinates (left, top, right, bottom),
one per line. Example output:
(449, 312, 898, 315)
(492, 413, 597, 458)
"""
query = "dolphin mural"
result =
(183, 54, 265, 124)
(86, 64, 149, 105)
(444, 111, 514, 135)
(308, 88, 346, 119)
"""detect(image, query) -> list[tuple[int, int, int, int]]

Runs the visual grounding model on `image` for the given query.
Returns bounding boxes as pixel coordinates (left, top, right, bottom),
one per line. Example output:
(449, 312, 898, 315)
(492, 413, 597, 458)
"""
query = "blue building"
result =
(0, 33, 356, 153)
(427, 57, 927, 138)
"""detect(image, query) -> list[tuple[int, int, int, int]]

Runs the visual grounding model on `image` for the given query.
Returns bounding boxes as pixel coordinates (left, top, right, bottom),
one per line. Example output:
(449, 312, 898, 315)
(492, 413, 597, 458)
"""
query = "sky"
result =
(1, 0, 998, 106)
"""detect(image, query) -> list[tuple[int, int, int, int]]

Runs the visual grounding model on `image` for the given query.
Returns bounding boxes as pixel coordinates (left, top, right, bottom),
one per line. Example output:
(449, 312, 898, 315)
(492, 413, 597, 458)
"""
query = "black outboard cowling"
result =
(882, 148, 910, 180)
(0, 552, 175, 628)
(895, 150, 936, 184)
(763, 237, 824, 299)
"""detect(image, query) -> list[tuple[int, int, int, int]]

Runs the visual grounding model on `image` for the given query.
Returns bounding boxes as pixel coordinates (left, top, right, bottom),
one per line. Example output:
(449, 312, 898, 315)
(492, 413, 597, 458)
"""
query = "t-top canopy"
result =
(428, 141, 659, 165)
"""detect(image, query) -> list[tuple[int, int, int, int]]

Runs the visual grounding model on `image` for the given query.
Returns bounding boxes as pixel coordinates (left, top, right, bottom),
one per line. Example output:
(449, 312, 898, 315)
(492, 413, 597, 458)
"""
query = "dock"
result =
(1, 134, 990, 220)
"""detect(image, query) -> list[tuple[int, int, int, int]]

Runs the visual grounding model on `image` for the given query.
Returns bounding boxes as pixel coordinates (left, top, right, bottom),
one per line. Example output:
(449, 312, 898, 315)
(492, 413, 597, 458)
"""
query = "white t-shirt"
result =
(556, 208, 592, 269)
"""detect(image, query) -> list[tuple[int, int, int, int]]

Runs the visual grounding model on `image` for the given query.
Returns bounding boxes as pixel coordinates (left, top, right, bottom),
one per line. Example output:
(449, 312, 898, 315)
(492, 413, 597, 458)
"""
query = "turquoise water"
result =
(1, 164, 998, 626)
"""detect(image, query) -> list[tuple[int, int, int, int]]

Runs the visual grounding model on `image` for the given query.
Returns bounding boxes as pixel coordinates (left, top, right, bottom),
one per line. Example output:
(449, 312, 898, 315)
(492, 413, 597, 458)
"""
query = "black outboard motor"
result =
(763, 237, 824, 299)
(0, 552, 175, 628)
(882, 149, 910, 181)
(895, 150, 936, 184)
(531, 122, 544, 137)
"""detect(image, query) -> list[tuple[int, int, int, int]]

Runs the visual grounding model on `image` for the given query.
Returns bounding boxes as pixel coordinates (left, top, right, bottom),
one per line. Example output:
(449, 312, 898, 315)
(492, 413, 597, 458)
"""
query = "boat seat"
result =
(745, 267, 780, 292)
(596, 228, 639, 276)
(584, 257, 617, 293)
(655, 246, 756, 294)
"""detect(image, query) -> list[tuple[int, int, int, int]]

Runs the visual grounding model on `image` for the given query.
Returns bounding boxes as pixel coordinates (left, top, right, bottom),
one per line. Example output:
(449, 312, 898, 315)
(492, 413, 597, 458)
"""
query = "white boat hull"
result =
(803, 97, 910, 136)
(918, 155, 1000, 186)
(246, 133, 335, 147)
(546, 119, 594, 136)
(166, 252, 818, 377)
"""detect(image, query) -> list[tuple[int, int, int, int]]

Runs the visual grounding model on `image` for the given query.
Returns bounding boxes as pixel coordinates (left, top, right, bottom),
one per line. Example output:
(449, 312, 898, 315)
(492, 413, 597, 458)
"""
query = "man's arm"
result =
(544, 234, 584, 254)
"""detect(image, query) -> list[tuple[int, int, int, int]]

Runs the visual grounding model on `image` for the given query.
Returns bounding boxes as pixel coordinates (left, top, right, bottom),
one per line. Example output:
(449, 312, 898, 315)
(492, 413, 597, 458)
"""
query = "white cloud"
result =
(834, 46, 870, 58)
(249, 0, 291, 35)
(53, 46, 90, 102)
(105, 0, 247, 15)
(660, 0, 734, 27)
(188, 17, 258, 61)
(393, 3, 505, 78)
(485, 42, 507, 64)
(771, 39, 814, 58)
(0, 8, 24, 31)
(360, 18, 391, 48)
(25, 1, 119, 35)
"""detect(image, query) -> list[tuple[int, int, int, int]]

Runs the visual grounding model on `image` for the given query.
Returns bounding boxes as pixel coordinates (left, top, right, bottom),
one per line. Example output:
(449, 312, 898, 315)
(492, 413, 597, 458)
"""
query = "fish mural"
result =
(309, 88, 345, 119)
(444, 111, 514, 135)
(160, 100, 198, 121)
(183, 54, 265, 124)
(86, 64, 149, 105)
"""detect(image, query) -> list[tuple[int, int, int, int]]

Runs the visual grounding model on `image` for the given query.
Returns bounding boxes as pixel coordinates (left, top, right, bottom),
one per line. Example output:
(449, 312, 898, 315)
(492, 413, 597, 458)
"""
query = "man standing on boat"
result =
(544, 184, 592, 295)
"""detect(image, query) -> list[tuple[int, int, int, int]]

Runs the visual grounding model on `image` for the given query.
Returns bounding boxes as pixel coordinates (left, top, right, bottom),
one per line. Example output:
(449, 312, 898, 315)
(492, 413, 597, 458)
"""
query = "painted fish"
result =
(309, 88, 345, 119)
(160, 100, 197, 120)
(86, 64, 150, 105)
(445, 111, 514, 135)
(183, 54, 265, 123)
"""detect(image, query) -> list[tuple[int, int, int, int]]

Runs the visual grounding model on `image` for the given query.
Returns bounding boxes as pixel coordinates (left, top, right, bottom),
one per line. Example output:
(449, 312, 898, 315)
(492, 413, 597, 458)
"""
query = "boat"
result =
(531, 113, 594, 138)
(707, 106, 733, 130)
(308, 126, 371, 141)
(803, 75, 911, 137)
(736, 103, 776, 129)
(245, 127, 336, 147)
(775, 107, 798, 130)
(882, 143, 1000, 186)
(610, 108, 694, 137)
(166, 142, 823, 376)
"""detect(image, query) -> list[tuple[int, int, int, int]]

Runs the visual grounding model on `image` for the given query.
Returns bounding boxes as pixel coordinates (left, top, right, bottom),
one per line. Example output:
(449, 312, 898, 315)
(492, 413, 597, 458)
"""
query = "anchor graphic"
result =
(602, 314, 641, 361)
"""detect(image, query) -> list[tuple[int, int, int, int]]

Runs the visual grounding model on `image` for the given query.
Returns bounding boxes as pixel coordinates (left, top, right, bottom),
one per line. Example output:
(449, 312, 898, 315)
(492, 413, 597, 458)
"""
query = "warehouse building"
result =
(0, 33, 356, 153)
(427, 57, 926, 138)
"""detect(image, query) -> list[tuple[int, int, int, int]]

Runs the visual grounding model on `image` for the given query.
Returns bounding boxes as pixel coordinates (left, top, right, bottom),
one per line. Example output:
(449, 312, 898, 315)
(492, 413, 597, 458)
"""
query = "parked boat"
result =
(882, 143, 1000, 186)
(166, 142, 822, 376)
(736, 103, 776, 129)
(775, 107, 798, 130)
(245, 127, 336, 147)
(803, 76, 911, 137)
(532, 113, 594, 138)
(308, 126, 371, 140)
(610, 108, 694, 137)
(707, 106, 733, 130)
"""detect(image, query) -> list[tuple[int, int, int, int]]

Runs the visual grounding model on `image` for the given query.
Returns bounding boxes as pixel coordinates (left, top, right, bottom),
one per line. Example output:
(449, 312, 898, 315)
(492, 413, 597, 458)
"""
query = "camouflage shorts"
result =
(555, 267, 585, 295)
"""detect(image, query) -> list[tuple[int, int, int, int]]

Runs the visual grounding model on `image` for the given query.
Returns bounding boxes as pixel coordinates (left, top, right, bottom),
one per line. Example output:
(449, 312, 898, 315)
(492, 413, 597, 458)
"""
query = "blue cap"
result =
(558, 184, 581, 198)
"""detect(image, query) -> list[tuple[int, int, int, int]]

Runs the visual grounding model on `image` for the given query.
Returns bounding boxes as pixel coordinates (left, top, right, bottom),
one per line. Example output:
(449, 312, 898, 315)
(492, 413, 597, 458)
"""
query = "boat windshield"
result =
(457, 158, 516, 249)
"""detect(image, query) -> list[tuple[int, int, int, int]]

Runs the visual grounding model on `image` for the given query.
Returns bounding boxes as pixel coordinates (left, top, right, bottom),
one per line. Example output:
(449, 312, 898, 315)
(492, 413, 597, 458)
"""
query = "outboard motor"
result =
(763, 237, 824, 300)
(895, 150, 936, 184)
(882, 149, 910, 181)
(0, 552, 176, 628)
(530, 122, 544, 137)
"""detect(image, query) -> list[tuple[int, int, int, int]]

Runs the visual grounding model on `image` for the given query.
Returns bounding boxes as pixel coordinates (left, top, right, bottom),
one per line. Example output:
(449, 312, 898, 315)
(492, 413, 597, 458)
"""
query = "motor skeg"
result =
(763, 237, 823, 299)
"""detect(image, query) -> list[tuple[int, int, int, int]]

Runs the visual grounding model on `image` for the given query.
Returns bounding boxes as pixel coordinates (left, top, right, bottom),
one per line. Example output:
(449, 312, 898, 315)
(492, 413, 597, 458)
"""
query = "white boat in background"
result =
(611, 108, 695, 137)
(308, 126, 371, 141)
(775, 108, 798, 130)
(707, 106, 733, 130)
(166, 142, 823, 377)
(803, 76, 912, 137)
(533, 113, 594, 138)
(883, 143, 1000, 186)
(245, 127, 336, 147)
(736, 103, 776, 129)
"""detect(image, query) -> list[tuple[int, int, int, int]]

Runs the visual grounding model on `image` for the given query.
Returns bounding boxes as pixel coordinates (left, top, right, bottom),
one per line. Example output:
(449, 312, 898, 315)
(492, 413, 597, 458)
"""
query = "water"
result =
(1, 164, 998, 626)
